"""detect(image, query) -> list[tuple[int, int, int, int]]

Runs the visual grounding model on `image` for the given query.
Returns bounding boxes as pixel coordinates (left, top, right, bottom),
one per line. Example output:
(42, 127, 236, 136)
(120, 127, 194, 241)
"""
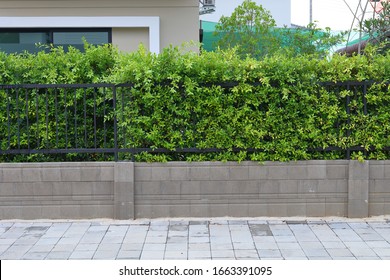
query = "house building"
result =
(0, 0, 200, 54)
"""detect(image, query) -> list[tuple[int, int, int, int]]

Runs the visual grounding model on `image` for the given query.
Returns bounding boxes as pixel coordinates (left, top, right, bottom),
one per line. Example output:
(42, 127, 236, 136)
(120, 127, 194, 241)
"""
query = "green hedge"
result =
(1, 44, 390, 162)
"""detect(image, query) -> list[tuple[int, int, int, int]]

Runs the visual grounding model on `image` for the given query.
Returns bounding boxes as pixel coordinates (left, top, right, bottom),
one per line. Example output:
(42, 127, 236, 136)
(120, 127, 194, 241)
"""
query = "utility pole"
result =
(310, 0, 313, 24)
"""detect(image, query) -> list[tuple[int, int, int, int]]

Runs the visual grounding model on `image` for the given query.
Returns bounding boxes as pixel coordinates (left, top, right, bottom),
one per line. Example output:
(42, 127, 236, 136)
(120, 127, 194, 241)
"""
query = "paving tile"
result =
(348, 247, 377, 257)
(120, 243, 144, 251)
(257, 249, 282, 258)
(211, 250, 235, 259)
(28, 244, 54, 253)
(142, 243, 166, 251)
(277, 242, 301, 250)
(211, 243, 233, 250)
(274, 235, 297, 243)
(255, 242, 278, 250)
(188, 243, 210, 251)
(75, 243, 99, 251)
(188, 250, 211, 259)
(21, 252, 48, 260)
(93, 250, 119, 260)
(164, 250, 187, 259)
(321, 241, 346, 249)
(365, 241, 390, 248)
(97, 243, 121, 251)
(232, 242, 256, 250)
(326, 248, 354, 258)
(45, 251, 72, 260)
(234, 249, 259, 259)
(189, 236, 209, 243)
(116, 250, 142, 260)
(280, 249, 306, 258)
(69, 250, 95, 260)
(140, 250, 165, 260)
(302, 248, 330, 257)
(372, 248, 390, 257)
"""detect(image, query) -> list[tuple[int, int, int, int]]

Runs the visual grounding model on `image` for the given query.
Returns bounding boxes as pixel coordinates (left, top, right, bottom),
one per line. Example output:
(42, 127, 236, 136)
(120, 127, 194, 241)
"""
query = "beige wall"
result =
(0, 0, 199, 52)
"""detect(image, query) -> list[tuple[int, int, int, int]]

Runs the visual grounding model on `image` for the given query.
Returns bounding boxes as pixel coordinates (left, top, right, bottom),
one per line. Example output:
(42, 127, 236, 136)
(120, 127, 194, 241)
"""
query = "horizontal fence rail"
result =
(1, 81, 389, 161)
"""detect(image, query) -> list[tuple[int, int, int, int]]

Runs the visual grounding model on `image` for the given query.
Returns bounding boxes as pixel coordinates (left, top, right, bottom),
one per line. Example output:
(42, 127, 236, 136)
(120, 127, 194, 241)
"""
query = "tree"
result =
(362, 1, 390, 53)
(214, 0, 345, 59)
(214, 0, 278, 59)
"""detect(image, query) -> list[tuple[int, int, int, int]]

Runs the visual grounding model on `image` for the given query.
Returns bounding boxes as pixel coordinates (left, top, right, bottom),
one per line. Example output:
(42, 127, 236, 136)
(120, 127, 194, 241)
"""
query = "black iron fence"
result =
(1, 81, 389, 161)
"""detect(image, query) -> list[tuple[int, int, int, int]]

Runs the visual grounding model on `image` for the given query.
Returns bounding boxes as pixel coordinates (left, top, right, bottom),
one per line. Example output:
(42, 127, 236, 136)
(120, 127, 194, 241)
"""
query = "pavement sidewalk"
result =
(1, 216, 390, 260)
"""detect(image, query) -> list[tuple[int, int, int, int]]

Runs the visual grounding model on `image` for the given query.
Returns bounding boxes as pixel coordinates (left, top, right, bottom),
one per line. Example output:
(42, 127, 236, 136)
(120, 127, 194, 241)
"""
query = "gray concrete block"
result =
(369, 203, 385, 216)
(230, 181, 259, 195)
(349, 160, 369, 180)
(209, 204, 229, 217)
(279, 180, 299, 194)
(306, 202, 326, 217)
(115, 162, 134, 183)
(248, 165, 268, 180)
(20, 206, 42, 219)
(22, 168, 42, 182)
(259, 180, 280, 194)
(0, 183, 16, 196)
(71, 182, 93, 196)
(371, 180, 390, 193)
(229, 203, 249, 217)
(100, 167, 114, 181)
(52, 183, 72, 196)
(268, 166, 289, 180)
(33, 182, 54, 196)
(114, 182, 134, 202)
(169, 204, 191, 217)
(286, 204, 307, 216)
(369, 164, 384, 179)
(80, 167, 101, 182)
(151, 166, 170, 181)
(92, 182, 113, 196)
(325, 203, 347, 217)
(60, 205, 82, 219)
(189, 167, 210, 180)
(209, 167, 230, 180)
(349, 180, 369, 200)
(229, 166, 249, 180)
(60, 168, 81, 182)
(384, 164, 390, 178)
(170, 167, 189, 181)
(2, 168, 22, 182)
(161, 181, 181, 195)
(326, 165, 348, 179)
(348, 199, 369, 218)
(268, 204, 288, 216)
(298, 180, 319, 194)
(41, 206, 62, 219)
(41, 168, 61, 182)
(288, 166, 308, 179)
(180, 181, 201, 196)
(307, 165, 327, 179)
(248, 204, 268, 216)
(134, 166, 152, 181)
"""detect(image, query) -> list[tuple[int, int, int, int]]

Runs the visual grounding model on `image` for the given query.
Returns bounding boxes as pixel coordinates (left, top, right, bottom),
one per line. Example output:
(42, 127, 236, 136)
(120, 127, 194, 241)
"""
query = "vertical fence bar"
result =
(45, 89, 49, 149)
(93, 87, 97, 149)
(64, 88, 68, 149)
(6, 88, 11, 150)
(363, 82, 368, 158)
(346, 84, 351, 160)
(84, 88, 87, 148)
(113, 85, 118, 161)
(25, 88, 30, 150)
(36, 88, 40, 149)
(16, 88, 21, 149)
(74, 88, 78, 149)
(55, 89, 59, 148)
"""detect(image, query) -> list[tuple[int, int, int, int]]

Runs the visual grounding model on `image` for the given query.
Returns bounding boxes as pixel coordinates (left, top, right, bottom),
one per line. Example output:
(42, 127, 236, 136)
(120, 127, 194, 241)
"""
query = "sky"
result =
(200, 0, 379, 31)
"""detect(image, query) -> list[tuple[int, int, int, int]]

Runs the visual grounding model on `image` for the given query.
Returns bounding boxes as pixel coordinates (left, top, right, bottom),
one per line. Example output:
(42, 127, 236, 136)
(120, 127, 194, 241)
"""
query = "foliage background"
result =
(1, 43, 390, 162)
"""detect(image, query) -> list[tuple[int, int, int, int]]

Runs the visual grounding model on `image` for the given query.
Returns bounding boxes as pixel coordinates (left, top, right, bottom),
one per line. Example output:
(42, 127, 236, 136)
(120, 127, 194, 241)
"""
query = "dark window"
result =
(0, 28, 111, 54)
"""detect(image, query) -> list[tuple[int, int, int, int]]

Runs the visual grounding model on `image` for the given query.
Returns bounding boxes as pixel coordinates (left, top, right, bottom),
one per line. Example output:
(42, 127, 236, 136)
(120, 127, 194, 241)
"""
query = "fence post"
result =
(113, 85, 119, 161)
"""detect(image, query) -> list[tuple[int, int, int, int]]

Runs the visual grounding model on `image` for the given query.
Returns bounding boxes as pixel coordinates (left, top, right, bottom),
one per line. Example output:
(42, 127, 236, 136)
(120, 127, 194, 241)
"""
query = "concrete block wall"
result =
(1, 160, 390, 219)
(369, 161, 390, 216)
(134, 161, 349, 219)
(0, 162, 117, 219)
